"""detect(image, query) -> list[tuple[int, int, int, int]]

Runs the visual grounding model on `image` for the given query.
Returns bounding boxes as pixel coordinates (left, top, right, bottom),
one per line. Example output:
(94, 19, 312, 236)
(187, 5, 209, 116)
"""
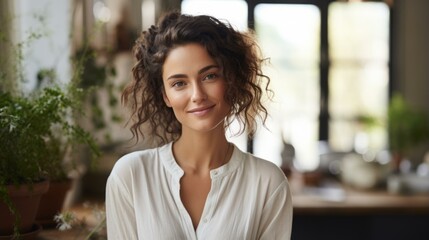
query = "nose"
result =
(191, 82, 207, 103)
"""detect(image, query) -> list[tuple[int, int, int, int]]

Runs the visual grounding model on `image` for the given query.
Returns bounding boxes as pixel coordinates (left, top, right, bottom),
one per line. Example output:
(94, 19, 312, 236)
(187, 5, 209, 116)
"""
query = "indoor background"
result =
(1, 0, 429, 239)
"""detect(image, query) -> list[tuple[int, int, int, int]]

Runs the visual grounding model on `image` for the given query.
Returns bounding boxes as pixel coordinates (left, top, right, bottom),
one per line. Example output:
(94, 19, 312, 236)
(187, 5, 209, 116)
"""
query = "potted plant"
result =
(32, 71, 100, 228)
(0, 4, 103, 237)
(0, 84, 99, 238)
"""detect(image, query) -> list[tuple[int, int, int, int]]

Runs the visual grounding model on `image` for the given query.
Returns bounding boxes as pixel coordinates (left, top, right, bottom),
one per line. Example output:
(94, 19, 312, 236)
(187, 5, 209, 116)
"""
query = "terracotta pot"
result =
(36, 178, 73, 228)
(0, 180, 50, 236)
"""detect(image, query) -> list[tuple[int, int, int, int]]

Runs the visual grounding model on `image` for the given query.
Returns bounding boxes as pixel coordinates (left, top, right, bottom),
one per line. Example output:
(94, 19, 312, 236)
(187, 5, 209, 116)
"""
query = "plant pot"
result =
(0, 179, 49, 236)
(36, 178, 73, 228)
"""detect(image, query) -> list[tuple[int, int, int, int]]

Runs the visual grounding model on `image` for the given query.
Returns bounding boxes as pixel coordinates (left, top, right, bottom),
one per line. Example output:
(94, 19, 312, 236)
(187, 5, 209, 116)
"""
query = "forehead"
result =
(162, 43, 218, 78)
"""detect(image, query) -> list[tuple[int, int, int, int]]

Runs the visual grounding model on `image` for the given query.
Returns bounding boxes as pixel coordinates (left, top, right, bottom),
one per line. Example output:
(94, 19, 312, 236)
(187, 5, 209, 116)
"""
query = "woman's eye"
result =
(204, 73, 217, 81)
(172, 81, 185, 88)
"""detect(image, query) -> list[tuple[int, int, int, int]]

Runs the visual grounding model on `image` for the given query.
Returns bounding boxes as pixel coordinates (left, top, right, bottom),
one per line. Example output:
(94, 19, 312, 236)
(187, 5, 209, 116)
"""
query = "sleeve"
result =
(258, 179, 293, 240)
(105, 171, 138, 240)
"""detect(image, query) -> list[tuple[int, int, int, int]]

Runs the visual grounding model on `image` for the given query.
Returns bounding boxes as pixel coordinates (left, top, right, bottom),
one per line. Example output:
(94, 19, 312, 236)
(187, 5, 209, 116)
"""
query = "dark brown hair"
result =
(122, 11, 271, 144)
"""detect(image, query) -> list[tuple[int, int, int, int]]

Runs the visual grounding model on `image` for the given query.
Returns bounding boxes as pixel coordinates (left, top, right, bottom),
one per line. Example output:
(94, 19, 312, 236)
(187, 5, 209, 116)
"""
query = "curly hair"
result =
(122, 11, 272, 145)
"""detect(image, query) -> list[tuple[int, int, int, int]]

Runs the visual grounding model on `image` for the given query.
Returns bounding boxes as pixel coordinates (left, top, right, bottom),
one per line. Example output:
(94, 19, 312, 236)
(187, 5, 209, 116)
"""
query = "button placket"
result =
(198, 175, 219, 234)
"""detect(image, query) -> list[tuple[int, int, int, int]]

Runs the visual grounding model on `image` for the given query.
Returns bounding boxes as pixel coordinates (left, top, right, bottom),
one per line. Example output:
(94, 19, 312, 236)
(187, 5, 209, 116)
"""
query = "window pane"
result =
(329, 2, 390, 61)
(330, 64, 389, 117)
(255, 4, 320, 170)
(328, 2, 389, 153)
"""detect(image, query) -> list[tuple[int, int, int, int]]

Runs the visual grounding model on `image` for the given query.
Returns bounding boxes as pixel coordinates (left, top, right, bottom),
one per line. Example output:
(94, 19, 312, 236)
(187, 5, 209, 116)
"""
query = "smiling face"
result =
(162, 43, 230, 135)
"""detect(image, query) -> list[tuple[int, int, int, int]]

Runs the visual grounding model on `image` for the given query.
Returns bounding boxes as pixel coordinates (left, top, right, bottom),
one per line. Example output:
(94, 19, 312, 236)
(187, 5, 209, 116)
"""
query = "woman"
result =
(106, 11, 293, 240)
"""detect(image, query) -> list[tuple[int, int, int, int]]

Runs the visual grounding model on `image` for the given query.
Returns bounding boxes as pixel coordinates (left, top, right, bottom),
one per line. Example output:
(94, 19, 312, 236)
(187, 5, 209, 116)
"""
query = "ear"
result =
(162, 88, 172, 107)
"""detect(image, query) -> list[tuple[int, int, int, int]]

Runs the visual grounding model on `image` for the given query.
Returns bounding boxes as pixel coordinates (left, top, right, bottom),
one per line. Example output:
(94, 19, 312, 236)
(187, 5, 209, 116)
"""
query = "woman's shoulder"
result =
(239, 149, 283, 173)
(238, 149, 288, 185)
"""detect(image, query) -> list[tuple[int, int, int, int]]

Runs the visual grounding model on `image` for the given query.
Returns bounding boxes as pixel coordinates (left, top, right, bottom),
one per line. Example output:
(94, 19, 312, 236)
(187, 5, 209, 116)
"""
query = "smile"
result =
(187, 105, 215, 116)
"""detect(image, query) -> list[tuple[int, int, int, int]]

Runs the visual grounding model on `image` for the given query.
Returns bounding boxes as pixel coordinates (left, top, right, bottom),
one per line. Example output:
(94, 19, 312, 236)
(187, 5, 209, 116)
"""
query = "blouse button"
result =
(203, 218, 208, 223)
(213, 171, 218, 175)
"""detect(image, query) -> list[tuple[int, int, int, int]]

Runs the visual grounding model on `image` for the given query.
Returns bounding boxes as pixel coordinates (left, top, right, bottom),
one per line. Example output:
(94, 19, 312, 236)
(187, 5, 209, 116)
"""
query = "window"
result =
(328, 2, 390, 155)
(254, 4, 321, 169)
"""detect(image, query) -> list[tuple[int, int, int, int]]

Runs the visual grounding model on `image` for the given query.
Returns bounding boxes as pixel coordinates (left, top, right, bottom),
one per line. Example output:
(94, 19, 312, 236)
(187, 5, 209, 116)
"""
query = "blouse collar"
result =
(160, 141, 244, 182)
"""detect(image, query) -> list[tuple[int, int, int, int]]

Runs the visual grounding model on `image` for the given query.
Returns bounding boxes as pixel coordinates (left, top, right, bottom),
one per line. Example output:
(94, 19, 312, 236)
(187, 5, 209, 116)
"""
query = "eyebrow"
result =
(166, 65, 220, 81)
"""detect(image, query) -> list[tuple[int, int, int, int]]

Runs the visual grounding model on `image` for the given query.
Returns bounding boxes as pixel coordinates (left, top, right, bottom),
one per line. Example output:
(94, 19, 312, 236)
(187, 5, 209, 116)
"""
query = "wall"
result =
(0, 0, 17, 93)
(394, 0, 429, 112)
(15, 0, 71, 92)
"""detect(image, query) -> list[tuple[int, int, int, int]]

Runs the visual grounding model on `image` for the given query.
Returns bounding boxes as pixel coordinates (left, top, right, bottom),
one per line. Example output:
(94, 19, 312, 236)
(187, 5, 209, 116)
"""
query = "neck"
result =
(173, 128, 231, 174)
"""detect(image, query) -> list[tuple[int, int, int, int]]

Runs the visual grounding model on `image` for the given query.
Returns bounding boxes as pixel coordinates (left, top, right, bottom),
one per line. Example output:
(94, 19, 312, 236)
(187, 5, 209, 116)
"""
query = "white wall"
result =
(15, 0, 71, 92)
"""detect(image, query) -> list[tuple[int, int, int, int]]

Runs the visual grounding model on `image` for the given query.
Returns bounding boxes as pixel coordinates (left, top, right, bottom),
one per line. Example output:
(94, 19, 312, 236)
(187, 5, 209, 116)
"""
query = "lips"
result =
(187, 105, 215, 116)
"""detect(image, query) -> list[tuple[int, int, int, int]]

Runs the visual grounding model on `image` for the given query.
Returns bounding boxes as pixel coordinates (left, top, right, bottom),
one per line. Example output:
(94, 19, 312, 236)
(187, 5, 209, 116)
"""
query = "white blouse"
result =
(106, 142, 293, 240)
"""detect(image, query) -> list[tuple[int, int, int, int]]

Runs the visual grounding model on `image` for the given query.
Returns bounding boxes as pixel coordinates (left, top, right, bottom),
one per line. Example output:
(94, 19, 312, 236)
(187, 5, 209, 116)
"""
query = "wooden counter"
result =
(292, 185, 429, 215)
(290, 175, 429, 240)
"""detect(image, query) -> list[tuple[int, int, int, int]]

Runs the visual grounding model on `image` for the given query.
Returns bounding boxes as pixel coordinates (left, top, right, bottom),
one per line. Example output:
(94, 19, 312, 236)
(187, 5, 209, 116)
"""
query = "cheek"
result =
(214, 84, 227, 103)
(165, 91, 186, 108)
